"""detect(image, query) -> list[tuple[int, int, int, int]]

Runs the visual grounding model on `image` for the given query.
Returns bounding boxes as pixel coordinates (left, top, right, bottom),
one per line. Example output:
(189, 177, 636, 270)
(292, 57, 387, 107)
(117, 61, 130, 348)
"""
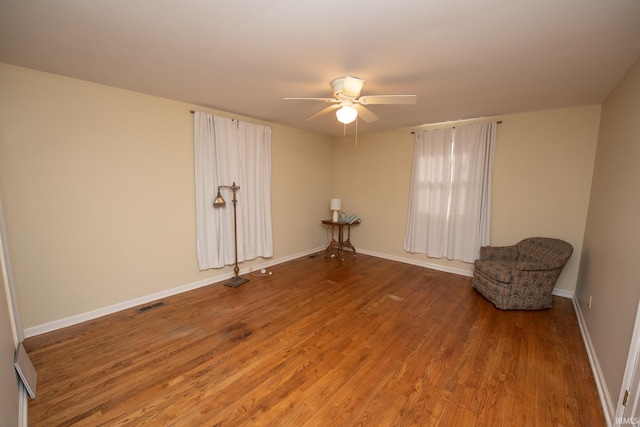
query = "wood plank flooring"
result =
(24, 253, 605, 426)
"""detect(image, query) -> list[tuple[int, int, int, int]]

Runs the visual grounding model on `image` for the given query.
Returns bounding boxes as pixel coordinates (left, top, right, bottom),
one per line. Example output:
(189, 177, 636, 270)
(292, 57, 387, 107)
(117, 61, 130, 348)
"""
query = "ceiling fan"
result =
(284, 76, 417, 125)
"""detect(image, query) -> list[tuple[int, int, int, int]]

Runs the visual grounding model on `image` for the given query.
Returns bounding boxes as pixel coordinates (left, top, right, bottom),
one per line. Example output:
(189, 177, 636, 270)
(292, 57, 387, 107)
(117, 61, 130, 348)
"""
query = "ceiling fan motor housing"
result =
(331, 76, 363, 100)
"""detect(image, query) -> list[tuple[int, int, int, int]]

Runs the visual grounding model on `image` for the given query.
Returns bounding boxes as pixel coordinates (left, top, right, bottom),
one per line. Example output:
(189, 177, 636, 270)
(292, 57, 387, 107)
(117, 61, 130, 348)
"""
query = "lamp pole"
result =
(213, 182, 249, 287)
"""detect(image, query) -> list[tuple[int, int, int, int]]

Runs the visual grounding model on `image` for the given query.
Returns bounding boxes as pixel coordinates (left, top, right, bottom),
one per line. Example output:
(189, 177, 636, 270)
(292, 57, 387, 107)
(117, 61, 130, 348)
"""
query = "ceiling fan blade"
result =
(307, 104, 340, 121)
(357, 95, 417, 105)
(355, 105, 379, 123)
(342, 76, 366, 97)
(284, 97, 339, 103)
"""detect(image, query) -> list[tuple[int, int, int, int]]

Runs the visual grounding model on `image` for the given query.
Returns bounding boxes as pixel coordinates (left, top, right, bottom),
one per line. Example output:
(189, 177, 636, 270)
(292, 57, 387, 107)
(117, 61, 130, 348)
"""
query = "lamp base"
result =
(224, 276, 249, 288)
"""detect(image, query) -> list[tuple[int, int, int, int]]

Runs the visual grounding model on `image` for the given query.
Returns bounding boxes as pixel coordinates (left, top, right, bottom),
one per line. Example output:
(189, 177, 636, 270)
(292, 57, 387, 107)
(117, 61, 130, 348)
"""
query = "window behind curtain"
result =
(404, 121, 496, 263)
(194, 112, 273, 270)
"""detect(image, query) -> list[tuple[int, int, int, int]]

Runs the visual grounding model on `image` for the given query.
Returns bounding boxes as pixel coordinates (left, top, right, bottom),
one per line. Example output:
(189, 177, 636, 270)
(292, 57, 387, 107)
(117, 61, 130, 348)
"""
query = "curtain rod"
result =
(411, 120, 502, 134)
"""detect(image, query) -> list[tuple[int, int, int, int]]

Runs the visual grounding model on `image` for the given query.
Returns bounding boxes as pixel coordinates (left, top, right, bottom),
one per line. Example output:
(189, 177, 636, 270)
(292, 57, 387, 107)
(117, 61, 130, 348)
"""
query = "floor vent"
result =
(137, 301, 165, 313)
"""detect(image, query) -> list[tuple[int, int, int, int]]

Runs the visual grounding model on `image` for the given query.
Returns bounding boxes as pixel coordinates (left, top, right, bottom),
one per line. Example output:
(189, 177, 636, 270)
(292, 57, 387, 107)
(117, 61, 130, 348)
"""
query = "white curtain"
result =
(194, 112, 273, 270)
(404, 121, 496, 262)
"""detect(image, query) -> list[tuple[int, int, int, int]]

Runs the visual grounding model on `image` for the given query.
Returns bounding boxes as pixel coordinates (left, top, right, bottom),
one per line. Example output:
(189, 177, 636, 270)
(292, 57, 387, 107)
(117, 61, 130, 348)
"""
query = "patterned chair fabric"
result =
(472, 237, 573, 310)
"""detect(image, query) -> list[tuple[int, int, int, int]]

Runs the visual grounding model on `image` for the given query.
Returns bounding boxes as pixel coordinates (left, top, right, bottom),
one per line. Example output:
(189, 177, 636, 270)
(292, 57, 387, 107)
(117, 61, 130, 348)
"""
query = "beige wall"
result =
(271, 126, 334, 257)
(0, 64, 334, 329)
(576, 58, 640, 413)
(333, 105, 601, 292)
(0, 62, 606, 333)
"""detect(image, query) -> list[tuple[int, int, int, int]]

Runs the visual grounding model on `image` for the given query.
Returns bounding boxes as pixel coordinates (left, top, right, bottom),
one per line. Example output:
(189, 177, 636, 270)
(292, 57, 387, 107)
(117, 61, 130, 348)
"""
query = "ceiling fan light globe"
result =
(336, 106, 357, 124)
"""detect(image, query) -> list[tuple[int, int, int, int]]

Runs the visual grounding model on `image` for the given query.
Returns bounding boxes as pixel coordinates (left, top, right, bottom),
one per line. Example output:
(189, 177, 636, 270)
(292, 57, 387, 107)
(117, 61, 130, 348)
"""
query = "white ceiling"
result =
(1, 0, 640, 136)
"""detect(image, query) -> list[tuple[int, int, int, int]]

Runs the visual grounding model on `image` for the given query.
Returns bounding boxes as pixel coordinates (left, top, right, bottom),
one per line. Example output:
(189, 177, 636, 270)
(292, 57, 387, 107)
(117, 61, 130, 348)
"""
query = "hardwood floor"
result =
(24, 253, 605, 426)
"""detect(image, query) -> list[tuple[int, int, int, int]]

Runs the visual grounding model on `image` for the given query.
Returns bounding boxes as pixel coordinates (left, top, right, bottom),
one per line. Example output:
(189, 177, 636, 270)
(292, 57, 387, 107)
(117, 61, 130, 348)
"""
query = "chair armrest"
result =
(474, 260, 514, 283)
(479, 245, 519, 262)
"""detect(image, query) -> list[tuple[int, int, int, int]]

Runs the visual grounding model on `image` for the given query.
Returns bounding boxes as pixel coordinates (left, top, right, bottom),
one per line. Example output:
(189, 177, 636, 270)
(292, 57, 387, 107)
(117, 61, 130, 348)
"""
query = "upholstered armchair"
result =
(472, 237, 573, 310)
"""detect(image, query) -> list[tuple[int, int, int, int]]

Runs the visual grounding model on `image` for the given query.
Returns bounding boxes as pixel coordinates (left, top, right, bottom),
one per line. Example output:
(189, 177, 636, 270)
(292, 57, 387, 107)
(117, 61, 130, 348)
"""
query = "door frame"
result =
(0, 193, 22, 343)
(615, 301, 640, 426)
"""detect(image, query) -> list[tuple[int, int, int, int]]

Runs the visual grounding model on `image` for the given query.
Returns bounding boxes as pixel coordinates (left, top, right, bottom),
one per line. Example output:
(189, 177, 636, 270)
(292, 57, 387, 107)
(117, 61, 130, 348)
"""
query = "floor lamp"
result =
(213, 182, 249, 288)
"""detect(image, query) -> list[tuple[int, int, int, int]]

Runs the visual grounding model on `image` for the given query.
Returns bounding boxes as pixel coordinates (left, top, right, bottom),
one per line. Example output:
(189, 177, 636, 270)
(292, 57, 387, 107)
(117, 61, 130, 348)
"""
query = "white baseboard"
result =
(23, 246, 576, 337)
(359, 249, 575, 299)
(572, 297, 614, 426)
(357, 249, 475, 277)
(551, 287, 574, 299)
(24, 276, 222, 338)
(23, 247, 325, 338)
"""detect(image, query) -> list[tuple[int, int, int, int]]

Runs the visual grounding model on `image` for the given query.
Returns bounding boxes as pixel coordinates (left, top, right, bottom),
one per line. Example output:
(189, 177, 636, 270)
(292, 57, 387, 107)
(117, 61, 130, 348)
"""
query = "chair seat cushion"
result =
(474, 260, 513, 283)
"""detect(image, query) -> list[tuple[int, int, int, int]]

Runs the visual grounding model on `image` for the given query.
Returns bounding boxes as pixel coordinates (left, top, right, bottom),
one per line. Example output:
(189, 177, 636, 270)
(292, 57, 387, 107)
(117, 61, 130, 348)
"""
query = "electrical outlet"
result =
(248, 267, 253, 273)
(588, 295, 592, 308)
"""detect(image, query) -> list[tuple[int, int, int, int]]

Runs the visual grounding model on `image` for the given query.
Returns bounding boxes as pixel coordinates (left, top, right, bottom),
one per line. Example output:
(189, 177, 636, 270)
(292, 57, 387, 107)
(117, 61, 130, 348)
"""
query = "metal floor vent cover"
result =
(137, 301, 165, 313)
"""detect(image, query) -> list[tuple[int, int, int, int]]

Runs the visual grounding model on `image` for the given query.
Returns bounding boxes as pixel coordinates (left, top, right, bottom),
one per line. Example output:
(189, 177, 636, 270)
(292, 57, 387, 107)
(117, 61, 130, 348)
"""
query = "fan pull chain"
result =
(355, 116, 358, 146)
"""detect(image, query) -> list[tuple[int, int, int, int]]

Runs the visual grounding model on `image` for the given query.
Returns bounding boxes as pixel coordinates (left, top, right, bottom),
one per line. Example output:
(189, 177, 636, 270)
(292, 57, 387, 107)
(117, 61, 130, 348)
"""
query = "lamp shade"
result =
(336, 106, 357, 124)
(330, 198, 341, 211)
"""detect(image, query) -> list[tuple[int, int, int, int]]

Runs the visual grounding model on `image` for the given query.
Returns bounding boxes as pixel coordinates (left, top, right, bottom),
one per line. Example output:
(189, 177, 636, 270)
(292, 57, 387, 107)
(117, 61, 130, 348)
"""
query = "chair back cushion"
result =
(517, 237, 573, 267)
